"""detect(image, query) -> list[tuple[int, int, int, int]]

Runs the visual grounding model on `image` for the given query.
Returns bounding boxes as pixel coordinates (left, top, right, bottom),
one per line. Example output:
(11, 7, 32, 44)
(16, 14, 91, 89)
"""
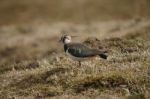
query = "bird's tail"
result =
(99, 52, 108, 59)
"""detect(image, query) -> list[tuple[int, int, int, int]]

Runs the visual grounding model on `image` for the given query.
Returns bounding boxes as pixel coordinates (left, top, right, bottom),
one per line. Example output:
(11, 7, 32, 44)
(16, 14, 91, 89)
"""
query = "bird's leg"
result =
(78, 61, 81, 66)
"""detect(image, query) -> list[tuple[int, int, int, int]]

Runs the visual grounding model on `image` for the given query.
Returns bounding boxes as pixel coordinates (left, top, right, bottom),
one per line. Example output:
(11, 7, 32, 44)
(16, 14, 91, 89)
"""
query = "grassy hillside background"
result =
(0, 0, 150, 99)
(0, 0, 150, 25)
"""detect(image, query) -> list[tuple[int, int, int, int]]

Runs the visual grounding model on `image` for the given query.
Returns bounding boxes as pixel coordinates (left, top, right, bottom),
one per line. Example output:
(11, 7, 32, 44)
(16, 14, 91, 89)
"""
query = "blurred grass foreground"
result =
(0, 0, 150, 99)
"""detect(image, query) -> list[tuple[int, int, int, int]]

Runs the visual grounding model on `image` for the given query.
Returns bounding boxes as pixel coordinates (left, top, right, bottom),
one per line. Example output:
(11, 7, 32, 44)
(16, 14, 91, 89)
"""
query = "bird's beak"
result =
(58, 39, 61, 42)
(58, 37, 62, 42)
(58, 39, 62, 42)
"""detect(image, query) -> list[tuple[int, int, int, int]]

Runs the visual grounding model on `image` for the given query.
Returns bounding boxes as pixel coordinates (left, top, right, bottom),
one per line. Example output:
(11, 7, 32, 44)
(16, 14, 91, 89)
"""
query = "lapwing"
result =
(60, 34, 108, 66)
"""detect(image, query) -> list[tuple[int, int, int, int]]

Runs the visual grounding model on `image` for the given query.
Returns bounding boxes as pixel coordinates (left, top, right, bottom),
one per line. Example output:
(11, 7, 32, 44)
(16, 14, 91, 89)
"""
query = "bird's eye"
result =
(62, 37, 66, 42)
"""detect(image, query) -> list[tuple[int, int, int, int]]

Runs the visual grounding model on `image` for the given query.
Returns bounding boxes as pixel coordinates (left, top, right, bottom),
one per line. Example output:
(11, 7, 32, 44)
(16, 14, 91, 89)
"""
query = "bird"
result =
(59, 34, 108, 66)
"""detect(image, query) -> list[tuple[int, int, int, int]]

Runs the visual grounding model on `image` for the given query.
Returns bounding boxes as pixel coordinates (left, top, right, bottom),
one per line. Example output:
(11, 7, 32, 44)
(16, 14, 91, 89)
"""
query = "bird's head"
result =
(59, 34, 78, 44)
(59, 34, 72, 44)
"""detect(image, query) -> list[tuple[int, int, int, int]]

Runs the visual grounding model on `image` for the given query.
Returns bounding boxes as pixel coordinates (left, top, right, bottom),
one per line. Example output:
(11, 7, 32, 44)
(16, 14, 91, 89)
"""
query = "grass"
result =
(0, 25, 150, 99)
(0, 1, 150, 98)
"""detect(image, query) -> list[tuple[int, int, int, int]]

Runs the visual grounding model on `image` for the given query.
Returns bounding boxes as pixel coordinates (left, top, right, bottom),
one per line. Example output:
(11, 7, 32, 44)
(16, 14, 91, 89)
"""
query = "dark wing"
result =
(67, 43, 100, 58)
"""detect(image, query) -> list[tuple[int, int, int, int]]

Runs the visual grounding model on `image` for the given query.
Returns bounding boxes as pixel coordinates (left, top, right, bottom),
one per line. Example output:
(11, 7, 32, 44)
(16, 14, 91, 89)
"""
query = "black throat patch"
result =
(64, 44, 68, 52)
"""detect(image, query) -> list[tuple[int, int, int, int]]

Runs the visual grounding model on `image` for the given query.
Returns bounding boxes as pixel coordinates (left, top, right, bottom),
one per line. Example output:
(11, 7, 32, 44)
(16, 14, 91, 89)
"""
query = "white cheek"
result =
(64, 39, 71, 44)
